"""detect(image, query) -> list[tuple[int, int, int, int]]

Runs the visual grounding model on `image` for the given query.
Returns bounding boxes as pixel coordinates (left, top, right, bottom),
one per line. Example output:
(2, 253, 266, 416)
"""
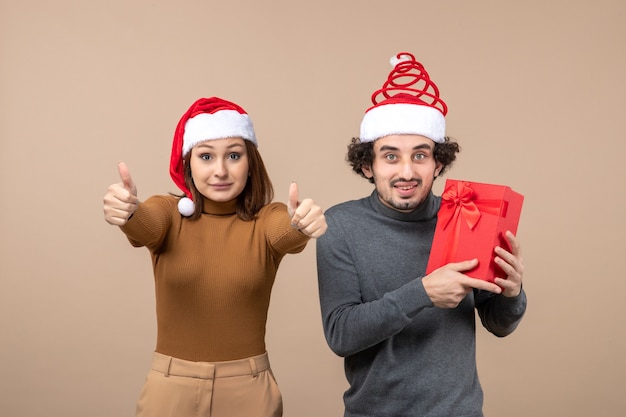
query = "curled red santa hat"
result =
(169, 97, 257, 216)
(359, 52, 448, 143)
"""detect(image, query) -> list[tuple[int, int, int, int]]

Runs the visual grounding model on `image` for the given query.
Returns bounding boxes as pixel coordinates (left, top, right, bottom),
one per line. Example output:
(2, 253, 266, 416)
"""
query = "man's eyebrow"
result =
(378, 144, 433, 152)
(379, 145, 400, 152)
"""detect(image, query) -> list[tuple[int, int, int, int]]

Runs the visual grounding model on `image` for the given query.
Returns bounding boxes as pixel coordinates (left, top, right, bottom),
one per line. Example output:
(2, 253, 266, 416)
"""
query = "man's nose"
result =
(400, 159, 413, 179)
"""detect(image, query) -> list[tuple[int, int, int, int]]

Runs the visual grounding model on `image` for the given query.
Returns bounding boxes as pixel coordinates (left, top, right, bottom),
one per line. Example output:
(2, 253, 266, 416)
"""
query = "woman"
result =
(103, 97, 327, 417)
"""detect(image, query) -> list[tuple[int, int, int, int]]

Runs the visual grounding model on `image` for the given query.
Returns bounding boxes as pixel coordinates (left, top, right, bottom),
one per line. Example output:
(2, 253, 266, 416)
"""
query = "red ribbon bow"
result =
(440, 182, 482, 231)
(438, 181, 502, 265)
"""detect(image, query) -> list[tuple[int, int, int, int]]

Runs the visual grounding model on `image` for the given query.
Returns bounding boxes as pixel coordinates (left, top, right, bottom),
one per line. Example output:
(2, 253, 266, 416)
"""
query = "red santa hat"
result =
(169, 97, 257, 216)
(359, 52, 448, 143)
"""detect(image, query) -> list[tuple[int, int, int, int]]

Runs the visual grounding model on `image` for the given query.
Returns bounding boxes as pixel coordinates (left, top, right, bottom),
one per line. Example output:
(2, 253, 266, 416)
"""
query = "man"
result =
(316, 53, 527, 417)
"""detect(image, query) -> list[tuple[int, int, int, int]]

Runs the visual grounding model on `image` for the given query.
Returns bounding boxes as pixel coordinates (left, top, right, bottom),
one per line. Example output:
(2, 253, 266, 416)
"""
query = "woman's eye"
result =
(200, 154, 212, 160)
(228, 153, 241, 160)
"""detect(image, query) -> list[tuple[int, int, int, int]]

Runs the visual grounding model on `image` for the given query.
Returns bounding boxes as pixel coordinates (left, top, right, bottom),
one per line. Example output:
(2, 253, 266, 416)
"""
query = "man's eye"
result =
(385, 154, 397, 161)
(414, 154, 426, 160)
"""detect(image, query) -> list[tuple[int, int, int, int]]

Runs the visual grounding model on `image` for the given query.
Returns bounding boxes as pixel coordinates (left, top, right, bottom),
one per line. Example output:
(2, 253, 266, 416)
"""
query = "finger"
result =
(494, 245, 523, 275)
(118, 162, 136, 195)
(444, 258, 479, 273)
(506, 230, 522, 259)
(503, 231, 522, 257)
(104, 211, 129, 226)
(293, 198, 320, 227)
(297, 210, 327, 238)
(494, 277, 522, 297)
(288, 182, 298, 217)
(308, 219, 328, 238)
(304, 227, 324, 239)
(494, 255, 515, 276)
(105, 183, 137, 204)
(461, 276, 502, 294)
(103, 203, 134, 225)
(291, 192, 314, 230)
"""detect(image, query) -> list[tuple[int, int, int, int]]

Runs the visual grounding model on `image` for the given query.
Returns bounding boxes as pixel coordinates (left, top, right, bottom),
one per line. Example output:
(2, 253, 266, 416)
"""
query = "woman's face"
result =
(188, 137, 249, 203)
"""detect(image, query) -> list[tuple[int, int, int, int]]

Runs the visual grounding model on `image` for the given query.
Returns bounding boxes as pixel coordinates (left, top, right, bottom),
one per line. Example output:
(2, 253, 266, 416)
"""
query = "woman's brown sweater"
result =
(120, 195, 310, 362)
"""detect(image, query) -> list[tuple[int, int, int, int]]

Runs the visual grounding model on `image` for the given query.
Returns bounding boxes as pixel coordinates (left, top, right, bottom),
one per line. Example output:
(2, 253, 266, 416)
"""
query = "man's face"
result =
(362, 134, 442, 212)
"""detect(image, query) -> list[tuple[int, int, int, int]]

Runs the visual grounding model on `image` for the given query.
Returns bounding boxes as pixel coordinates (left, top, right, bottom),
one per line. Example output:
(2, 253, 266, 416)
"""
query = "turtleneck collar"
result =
(368, 189, 440, 222)
(201, 197, 237, 215)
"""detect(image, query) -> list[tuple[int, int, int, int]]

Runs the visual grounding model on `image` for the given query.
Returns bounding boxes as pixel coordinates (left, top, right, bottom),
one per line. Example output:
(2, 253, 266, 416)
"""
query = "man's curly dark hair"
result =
(346, 136, 461, 183)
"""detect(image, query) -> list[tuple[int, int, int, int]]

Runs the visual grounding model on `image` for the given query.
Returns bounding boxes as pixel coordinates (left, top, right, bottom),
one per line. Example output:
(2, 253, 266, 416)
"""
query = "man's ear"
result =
(434, 162, 443, 178)
(361, 164, 373, 179)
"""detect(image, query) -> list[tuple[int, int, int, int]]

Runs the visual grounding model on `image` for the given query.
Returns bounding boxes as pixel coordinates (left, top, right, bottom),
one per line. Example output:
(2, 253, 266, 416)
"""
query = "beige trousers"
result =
(135, 351, 283, 417)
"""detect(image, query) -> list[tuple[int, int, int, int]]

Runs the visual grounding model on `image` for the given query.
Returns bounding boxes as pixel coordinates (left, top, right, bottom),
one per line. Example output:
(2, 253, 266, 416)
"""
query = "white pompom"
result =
(390, 54, 411, 67)
(177, 197, 195, 216)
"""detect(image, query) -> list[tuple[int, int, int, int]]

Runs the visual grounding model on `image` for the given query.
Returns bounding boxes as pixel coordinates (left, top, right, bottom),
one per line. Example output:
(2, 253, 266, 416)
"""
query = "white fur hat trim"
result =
(359, 103, 446, 143)
(182, 110, 257, 156)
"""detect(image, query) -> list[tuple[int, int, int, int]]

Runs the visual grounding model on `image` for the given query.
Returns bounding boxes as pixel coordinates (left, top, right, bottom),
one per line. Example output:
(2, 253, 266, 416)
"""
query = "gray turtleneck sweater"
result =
(316, 190, 526, 417)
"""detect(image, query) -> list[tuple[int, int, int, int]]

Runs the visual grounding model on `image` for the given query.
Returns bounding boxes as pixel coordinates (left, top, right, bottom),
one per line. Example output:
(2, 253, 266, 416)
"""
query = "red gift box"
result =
(425, 179, 524, 283)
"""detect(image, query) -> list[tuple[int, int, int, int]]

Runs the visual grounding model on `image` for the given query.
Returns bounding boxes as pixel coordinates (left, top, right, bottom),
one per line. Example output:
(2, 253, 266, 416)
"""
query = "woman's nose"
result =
(214, 160, 228, 177)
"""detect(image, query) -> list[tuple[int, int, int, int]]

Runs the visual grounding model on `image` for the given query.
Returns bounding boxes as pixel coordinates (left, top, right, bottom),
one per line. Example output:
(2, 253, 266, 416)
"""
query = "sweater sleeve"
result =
(119, 195, 174, 252)
(261, 202, 310, 255)
(474, 287, 527, 337)
(316, 214, 433, 357)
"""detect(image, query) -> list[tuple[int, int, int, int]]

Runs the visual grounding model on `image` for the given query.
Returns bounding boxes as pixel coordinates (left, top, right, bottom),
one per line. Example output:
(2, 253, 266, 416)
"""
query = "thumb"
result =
(117, 162, 137, 195)
(288, 181, 298, 217)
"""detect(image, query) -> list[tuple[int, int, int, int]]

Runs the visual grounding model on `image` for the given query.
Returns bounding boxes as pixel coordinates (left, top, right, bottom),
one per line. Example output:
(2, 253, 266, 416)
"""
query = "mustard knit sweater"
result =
(120, 195, 310, 362)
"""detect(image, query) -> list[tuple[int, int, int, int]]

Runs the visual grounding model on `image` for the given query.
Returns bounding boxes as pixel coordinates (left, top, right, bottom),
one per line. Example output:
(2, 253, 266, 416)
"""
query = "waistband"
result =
(151, 351, 271, 380)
